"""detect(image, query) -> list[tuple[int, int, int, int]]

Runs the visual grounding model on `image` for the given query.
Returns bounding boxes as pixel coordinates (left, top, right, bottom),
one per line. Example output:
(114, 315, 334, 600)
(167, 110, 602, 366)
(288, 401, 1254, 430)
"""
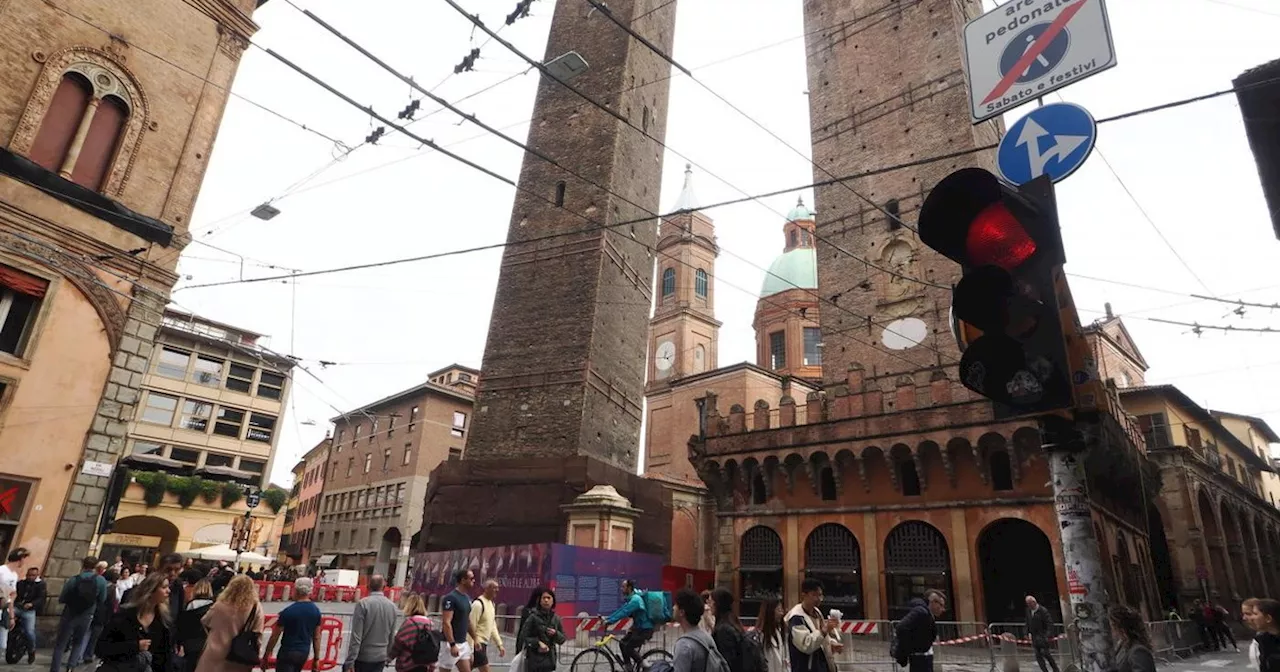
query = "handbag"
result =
(510, 651, 527, 672)
(226, 607, 262, 665)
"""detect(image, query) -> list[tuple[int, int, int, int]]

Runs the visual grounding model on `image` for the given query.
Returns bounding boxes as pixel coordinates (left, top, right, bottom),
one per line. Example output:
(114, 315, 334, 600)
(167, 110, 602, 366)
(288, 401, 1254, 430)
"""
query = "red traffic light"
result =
(967, 202, 1037, 270)
(919, 168, 1061, 269)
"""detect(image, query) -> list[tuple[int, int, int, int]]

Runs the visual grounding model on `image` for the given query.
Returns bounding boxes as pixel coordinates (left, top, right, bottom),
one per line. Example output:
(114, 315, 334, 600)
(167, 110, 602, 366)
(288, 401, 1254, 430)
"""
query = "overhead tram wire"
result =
(273, 5, 956, 360)
(231, 47, 953, 369)
(177, 77, 1280, 291)
(439, 0, 950, 293)
(582, 0, 934, 238)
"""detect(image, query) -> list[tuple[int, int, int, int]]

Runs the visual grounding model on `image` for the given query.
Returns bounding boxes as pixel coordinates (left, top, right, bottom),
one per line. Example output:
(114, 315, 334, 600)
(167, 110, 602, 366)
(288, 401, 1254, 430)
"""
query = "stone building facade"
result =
(287, 436, 331, 564)
(681, 0, 1162, 625)
(316, 366, 477, 586)
(0, 0, 263, 583)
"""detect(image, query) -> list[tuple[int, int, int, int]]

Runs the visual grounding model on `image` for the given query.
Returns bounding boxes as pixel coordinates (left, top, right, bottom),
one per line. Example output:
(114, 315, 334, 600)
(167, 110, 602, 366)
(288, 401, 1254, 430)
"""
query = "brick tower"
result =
(419, 0, 678, 552)
(802, 0, 1001, 386)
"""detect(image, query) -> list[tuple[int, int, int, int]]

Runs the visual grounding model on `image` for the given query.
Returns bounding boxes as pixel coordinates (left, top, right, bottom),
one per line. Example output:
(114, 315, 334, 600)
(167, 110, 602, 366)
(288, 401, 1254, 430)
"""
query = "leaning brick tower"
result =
(802, 0, 1002, 388)
(420, 0, 678, 552)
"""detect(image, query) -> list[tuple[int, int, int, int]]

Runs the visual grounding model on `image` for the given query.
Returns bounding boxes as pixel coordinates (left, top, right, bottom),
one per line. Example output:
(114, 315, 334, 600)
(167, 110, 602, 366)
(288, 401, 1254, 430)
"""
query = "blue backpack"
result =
(641, 590, 673, 625)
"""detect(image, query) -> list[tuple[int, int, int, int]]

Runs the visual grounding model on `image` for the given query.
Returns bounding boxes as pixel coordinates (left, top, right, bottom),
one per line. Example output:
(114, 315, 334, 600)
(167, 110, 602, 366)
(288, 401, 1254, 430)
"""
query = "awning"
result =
(315, 554, 337, 568)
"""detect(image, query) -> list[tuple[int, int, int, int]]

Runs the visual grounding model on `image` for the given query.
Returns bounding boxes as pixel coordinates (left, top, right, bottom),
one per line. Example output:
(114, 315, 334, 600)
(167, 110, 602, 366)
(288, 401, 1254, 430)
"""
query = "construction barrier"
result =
(253, 581, 405, 604)
(260, 614, 345, 670)
(1148, 619, 1200, 662)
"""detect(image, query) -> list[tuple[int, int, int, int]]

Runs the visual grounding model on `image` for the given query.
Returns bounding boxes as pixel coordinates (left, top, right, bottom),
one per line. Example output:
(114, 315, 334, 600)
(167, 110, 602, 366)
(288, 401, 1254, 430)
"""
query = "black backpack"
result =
(411, 620, 440, 666)
(67, 576, 98, 612)
(740, 630, 769, 672)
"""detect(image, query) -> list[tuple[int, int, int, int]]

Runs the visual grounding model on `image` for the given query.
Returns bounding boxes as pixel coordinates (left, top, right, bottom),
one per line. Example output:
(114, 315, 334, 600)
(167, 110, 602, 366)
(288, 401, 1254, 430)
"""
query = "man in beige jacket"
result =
(469, 579, 506, 672)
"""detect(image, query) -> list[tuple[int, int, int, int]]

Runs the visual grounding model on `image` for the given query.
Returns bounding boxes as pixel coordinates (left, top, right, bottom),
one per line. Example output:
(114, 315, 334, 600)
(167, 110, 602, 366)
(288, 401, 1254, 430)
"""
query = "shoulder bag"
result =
(226, 607, 262, 666)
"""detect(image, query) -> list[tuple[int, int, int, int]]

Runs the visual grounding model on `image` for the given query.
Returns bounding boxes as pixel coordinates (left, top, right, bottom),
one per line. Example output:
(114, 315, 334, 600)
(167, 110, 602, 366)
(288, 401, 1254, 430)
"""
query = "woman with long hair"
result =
(176, 579, 215, 667)
(194, 574, 263, 672)
(516, 585, 551, 655)
(711, 588, 746, 672)
(1109, 605, 1156, 672)
(390, 593, 437, 672)
(699, 590, 716, 635)
(95, 573, 173, 672)
(1244, 598, 1261, 671)
(520, 588, 565, 672)
(757, 598, 788, 672)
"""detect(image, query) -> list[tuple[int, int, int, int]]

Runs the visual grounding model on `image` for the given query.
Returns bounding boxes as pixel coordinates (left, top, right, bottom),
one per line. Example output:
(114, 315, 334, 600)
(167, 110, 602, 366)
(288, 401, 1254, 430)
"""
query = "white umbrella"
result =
(188, 544, 273, 565)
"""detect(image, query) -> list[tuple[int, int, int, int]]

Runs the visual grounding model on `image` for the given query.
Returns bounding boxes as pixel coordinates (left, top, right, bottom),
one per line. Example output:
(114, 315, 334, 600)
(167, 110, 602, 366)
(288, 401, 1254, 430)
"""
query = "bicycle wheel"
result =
(641, 648, 672, 665)
(572, 648, 618, 672)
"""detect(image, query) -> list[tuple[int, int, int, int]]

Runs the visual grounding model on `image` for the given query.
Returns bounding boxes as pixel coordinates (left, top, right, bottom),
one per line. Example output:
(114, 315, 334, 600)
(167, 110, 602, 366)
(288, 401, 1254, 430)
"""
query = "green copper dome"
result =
(786, 196, 815, 222)
(760, 247, 818, 297)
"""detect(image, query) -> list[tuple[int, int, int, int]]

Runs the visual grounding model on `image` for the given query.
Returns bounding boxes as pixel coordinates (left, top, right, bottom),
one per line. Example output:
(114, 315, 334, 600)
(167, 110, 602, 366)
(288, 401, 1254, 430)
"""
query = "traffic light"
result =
(919, 168, 1073, 417)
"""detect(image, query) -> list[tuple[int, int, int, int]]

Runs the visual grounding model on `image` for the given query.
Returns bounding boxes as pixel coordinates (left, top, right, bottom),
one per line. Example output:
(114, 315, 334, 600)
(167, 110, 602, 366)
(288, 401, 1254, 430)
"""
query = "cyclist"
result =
(605, 580, 654, 672)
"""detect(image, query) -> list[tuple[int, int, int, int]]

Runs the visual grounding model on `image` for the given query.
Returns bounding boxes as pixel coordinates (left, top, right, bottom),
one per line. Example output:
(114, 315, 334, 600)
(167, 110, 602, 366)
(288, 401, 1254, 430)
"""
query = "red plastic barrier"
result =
(261, 615, 344, 670)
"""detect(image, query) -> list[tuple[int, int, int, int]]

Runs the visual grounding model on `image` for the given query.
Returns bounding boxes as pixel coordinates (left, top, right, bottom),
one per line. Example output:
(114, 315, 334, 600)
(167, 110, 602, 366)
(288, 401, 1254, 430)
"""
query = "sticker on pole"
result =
(997, 102, 1096, 185)
(962, 0, 1117, 123)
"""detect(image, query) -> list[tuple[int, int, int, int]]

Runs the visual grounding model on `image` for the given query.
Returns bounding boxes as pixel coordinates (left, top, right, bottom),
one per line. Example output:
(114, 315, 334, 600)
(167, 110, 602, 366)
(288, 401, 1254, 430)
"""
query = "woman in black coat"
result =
(520, 588, 565, 672)
(96, 574, 174, 672)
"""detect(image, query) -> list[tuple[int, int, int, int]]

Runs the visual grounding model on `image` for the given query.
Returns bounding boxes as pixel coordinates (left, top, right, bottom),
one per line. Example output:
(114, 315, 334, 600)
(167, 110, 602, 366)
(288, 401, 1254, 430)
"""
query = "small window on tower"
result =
(555, 181, 566, 207)
(695, 269, 708, 299)
(885, 199, 901, 230)
(751, 473, 767, 505)
(769, 331, 786, 370)
(803, 327, 822, 366)
(661, 268, 676, 300)
(790, 230, 799, 248)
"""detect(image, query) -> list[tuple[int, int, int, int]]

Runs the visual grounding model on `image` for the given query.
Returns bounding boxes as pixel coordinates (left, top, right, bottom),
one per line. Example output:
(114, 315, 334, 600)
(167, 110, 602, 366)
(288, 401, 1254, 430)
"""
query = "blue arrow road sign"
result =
(997, 102, 1097, 185)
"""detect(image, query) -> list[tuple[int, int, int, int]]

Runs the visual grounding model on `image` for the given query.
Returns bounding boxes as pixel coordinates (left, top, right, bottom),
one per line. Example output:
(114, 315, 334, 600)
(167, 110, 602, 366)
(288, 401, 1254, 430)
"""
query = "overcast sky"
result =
(169, 0, 1280, 486)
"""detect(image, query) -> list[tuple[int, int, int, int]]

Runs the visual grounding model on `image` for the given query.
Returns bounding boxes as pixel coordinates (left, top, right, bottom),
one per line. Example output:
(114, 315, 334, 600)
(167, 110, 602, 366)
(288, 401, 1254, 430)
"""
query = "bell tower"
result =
(649, 165, 720, 388)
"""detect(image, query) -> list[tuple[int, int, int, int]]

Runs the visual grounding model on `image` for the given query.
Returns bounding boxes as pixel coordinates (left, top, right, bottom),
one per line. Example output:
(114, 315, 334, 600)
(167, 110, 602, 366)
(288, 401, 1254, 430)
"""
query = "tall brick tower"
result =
(802, 0, 1001, 386)
(420, 0, 678, 552)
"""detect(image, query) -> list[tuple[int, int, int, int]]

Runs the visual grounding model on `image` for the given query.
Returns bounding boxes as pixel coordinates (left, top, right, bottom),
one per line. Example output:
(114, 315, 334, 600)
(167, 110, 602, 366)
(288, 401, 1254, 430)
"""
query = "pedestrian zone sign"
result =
(962, 0, 1117, 123)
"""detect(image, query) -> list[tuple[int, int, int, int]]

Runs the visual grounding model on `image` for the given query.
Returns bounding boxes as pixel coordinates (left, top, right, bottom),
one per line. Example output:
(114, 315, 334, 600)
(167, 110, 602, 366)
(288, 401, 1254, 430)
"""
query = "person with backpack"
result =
(264, 578, 322, 672)
(605, 580, 656, 672)
(470, 580, 506, 672)
(671, 588, 730, 672)
(711, 588, 767, 672)
(390, 593, 438, 672)
(77, 569, 121, 669)
(893, 590, 945, 672)
(51, 556, 109, 672)
(785, 579, 842, 672)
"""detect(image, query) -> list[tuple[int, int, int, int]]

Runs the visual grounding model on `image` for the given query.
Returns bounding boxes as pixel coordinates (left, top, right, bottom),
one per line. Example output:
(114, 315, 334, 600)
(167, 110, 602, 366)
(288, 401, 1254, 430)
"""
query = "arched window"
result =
(739, 526, 783, 616)
(31, 73, 92, 173)
(751, 472, 767, 505)
(790, 230, 799, 247)
(801, 230, 812, 246)
(899, 459, 922, 496)
(555, 181, 566, 206)
(804, 523, 864, 617)
(661, 268, 676, 300)
(695, 269, 708, 299)
(989, 451, 1014, 492)
(819, 467, 837, 501)
(29, 65, 132, 192)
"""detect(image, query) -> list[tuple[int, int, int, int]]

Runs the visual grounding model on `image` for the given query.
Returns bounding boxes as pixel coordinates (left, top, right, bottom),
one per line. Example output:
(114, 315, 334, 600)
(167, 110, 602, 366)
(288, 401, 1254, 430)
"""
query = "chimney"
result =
(1105, 302, 1114, 319)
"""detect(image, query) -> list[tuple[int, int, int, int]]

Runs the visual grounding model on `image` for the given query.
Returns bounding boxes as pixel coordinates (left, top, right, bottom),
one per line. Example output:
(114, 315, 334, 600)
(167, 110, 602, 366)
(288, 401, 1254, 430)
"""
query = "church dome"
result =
(760, 247, 818, 297)
(786, 196, 815, 222)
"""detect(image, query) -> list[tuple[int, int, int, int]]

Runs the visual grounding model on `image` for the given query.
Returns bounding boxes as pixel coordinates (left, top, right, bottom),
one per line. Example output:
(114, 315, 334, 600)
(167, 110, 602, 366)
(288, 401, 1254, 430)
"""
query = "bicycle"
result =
(570, 632, 672, 672)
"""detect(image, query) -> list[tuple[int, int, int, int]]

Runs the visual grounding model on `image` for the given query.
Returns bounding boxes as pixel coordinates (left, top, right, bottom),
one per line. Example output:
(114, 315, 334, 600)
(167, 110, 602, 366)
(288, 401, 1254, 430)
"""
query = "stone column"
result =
(45, 287, 165, 601)
(394, 542, 411, 587)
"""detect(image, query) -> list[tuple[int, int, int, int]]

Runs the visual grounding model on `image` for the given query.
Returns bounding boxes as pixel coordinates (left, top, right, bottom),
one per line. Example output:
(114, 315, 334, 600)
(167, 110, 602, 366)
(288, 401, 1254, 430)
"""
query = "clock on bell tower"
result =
(647, 165, 721, 389)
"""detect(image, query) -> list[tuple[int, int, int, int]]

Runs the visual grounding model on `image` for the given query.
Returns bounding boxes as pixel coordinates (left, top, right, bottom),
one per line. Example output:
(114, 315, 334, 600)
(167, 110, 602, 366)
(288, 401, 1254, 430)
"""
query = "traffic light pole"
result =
(1043, 422, 1114, 672)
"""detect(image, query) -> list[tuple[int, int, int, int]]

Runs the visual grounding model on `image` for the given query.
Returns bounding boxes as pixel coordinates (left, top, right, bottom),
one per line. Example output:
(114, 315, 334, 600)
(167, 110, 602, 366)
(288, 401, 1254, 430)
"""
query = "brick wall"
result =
(466, 0, 678, 473)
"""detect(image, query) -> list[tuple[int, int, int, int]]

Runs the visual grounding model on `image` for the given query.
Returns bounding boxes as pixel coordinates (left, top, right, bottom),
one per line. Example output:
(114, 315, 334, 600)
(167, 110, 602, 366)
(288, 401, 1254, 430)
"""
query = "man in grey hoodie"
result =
(672, 588, 729, 672)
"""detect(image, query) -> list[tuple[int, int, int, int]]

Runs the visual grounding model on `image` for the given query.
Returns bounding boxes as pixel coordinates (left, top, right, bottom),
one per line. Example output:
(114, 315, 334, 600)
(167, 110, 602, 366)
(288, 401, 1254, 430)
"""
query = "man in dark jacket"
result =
(50, 556, 108, 672)
(1024, 596, 1060, 672)
(894, 590, 945, 672)
(14, 567, 46, 663)
(1189, 600, 1215, 651)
